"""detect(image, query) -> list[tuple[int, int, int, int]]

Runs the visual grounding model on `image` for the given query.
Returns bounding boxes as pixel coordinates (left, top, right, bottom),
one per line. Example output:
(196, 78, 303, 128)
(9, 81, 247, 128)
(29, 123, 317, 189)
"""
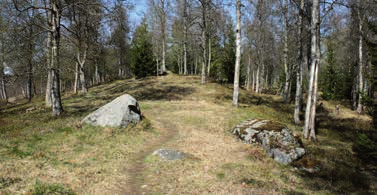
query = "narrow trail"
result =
(125, 116, 178, 194)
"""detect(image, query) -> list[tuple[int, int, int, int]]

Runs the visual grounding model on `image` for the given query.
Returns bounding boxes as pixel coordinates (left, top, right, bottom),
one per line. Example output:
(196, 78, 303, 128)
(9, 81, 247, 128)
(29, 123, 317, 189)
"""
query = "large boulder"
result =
(232, 119, 305, 164)
(82, 94, 141, 128)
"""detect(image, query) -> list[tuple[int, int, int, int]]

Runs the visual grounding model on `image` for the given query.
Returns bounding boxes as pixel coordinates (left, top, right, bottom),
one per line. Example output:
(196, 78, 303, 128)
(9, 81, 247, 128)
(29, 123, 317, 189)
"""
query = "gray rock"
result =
(153, 149, 188, 161)
(232, 119, 305, 164)
(82, 94, 141, 128)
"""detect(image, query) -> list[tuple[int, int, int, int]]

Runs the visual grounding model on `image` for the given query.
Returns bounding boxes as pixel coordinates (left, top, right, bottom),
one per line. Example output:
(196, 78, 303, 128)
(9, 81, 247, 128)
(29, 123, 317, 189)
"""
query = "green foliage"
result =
(221, 22, 236, 83)
(130, 18, 156, 78)
(209, 18, 236, 83)
(353, 133, 377, 161)
(322, 39, 338, 100)
(320, 38, 354, 100)
(31, 180, 76, 195)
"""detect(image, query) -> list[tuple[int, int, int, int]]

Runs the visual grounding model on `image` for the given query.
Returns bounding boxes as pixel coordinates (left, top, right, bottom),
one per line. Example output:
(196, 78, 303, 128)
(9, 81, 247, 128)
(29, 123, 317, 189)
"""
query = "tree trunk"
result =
(183, 0, 188, 75)
(79, 64, 87, 94)
(265, 73, 269, 90)
(157, 55, 159, 76)
(294, 0, 304, 124)
(0, 31, 7, 102)
(357, 2, 364, 113)
(309, 57, 319, 140)
(50, 1, 63, 116)
(260, 62, 264, 94)
(283, 0, 290, 103)
(303, 0, 320, 141)
(246, 55, 251, 90)
(201, 0, 207, 84)
(252, 70, 255, 92)
(95, 59, 100, 84)
(207, 37, 211, 77)
(256, 64, 260, 93)
(178, 53, 181, 74)
(233, 0, 241, 106)
(74, 62, 79, 94)
(195, 54, 198, 75)
(161, 1, 166, 73)
(45, 10, 52, 107)
(352, 78, 358, 110)
(77, 48, 88, 94)
(27, 41, 33, 102)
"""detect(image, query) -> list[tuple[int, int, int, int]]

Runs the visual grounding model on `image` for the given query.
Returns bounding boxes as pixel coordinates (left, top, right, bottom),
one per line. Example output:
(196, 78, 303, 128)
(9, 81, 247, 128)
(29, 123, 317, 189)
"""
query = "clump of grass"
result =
(0, 177, 22, 189)
(30, 180, 76, 195)
(216, 172, 225, 180)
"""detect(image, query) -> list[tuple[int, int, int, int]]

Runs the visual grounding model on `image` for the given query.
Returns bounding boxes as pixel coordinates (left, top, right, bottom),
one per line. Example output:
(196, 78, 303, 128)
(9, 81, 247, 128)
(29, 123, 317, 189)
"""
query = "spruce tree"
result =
(322, 39, 338, 100)
(222, 22, 236, 83)
(130, 18, 156, 78)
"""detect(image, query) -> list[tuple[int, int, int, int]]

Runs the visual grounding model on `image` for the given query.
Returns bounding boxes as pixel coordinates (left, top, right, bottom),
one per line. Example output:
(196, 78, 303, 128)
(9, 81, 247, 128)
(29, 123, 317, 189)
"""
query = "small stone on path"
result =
(152, 149, 189, 161)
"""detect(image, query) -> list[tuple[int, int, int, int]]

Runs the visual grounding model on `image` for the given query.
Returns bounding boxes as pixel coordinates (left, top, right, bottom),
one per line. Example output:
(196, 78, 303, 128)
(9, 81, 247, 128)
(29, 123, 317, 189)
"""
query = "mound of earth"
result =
(232, 119, 305, 164)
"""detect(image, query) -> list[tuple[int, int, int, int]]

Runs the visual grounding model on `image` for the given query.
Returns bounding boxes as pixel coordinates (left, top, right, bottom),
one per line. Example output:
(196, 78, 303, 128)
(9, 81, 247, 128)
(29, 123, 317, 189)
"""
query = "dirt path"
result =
(125, 113, 179, 194)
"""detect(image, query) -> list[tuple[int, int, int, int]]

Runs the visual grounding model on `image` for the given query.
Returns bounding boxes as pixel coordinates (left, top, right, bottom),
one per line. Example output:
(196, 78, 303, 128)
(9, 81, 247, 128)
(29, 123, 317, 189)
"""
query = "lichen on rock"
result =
(232, 119, 305, 164)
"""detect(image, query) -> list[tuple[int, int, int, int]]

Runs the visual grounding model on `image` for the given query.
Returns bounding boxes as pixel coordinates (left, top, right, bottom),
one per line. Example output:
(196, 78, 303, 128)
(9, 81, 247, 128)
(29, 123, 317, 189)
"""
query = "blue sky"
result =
(130, 0, 148, 25)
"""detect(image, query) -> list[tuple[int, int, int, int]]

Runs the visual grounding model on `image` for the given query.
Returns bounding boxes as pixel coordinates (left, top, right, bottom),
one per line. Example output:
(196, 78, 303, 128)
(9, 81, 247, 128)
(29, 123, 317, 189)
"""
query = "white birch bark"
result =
(283, 0, 290, 103)
(357, 0, 364, 113)
(45, 9, 52, 107)
(232, 0, 241, 106)
(183, 0, 188, 75)
(50, 0, 63, 116)
(0, 30, 7, 102)
(77, 49, 88, 94)
(246, 55, 251, 90)
(303, 0, 320, 141)
(200, 0, 207, 84)
(95, 59, 100, 84)
(161, 0, 166, 73)
(207, 37, 211, 77)
(252, 70, 255, 92)
(256, 64, 259, 93)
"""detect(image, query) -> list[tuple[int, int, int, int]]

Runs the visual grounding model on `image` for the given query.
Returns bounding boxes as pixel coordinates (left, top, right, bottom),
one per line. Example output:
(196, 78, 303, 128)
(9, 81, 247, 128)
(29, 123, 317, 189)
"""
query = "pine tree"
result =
(222, 22, 236, 83)
(322, 39, 338, 100)
(130, 19, 156, 78)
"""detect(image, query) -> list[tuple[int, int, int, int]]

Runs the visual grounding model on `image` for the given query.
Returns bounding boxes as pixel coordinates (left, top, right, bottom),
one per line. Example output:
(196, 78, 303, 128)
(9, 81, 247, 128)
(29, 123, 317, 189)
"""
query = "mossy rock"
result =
(252, 120, 287, 132)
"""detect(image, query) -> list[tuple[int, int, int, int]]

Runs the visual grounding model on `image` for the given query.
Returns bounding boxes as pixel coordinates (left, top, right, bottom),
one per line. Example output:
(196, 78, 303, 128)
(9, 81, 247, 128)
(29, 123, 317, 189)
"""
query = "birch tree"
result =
(356, 0, 365, 113)
(199, 0, 208, 84)
(303, 0, 320, 141)
(183, 0, 188, 75)
(282, 0, 290, 103)
(233, 0, 242, 106)
(0, 6, 8, 102)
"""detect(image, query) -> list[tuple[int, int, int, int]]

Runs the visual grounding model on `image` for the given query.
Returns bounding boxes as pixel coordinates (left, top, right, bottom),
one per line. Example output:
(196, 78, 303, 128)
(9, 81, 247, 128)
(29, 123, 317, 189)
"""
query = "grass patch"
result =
(30, 180, 76, 195)
(144, 155, 159, 163)
(1, 72, 375, 194)
(0, 177, 22, 189)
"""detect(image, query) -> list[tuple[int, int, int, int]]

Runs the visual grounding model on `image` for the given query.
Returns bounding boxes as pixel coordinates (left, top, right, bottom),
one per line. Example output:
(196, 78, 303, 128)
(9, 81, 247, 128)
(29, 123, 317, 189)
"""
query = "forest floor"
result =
(0, 72, 376, 194)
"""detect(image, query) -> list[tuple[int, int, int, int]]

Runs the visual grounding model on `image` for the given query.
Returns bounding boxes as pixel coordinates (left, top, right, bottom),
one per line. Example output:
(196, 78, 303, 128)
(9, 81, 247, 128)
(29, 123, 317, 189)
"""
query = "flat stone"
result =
(152, 149, 188, 161)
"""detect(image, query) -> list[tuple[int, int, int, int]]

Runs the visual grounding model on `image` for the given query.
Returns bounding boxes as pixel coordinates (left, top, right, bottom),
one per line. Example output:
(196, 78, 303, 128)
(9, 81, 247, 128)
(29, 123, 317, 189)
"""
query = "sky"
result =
(130, 0, 148, 26)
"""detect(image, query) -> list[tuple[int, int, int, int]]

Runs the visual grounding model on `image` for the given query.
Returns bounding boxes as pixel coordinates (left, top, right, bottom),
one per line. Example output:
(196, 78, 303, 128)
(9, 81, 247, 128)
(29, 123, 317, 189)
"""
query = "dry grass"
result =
(0, 72, 375, 194)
